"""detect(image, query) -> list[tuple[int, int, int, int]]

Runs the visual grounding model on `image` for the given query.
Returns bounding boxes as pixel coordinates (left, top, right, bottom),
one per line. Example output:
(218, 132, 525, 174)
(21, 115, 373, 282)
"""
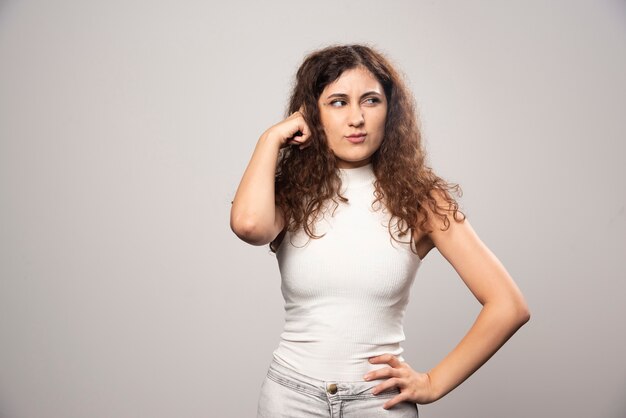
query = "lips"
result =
(345, 133, 366, 144)
(346, 132, 367, 138)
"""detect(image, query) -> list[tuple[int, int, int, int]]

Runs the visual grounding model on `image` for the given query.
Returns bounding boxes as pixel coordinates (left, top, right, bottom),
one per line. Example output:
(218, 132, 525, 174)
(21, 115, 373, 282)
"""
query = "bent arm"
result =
(230, 131, 285, 246)
(427, 297, 530, 401)
(423, 192, 531, 401)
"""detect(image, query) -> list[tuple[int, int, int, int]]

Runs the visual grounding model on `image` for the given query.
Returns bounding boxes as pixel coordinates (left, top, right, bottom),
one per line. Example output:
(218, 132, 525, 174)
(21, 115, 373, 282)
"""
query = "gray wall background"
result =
(1, 0, 624, 417)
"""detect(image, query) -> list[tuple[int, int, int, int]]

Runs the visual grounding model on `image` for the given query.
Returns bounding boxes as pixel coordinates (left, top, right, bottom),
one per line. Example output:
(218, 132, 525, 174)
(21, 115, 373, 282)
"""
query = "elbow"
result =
(230, 214, 271, 246)
(488, 297, 531, 327)
(230, 219, 260, 245)
(518, 304, 531, 325)
(510, 299, 531, 326)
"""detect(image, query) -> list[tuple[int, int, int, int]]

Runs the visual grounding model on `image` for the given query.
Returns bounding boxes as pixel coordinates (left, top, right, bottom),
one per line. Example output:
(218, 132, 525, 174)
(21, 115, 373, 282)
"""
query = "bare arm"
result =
(424, 191, 531, 401)
(230, 132, 284, 245)
(230, 109, 311, 246)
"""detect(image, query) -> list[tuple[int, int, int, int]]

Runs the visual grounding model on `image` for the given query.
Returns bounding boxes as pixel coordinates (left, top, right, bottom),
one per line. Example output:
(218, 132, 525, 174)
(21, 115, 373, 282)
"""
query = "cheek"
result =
(374, 114, 387, 132)
(322, 116, 342, 136)
(367, 107, 387, 128)
(318, 109, 332, 131)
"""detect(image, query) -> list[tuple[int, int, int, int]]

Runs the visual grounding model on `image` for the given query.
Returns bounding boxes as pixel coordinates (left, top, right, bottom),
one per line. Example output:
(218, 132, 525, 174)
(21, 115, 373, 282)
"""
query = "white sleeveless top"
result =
(272, 162, 423, 381)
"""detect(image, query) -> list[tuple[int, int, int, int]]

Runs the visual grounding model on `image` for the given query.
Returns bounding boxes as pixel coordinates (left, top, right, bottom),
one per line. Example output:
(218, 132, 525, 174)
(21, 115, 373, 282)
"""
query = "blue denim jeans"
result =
(257, 358, 419, 417)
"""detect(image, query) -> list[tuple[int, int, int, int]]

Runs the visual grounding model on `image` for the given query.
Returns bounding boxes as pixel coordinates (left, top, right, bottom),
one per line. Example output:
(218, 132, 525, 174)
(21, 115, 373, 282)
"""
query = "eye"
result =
(364, 97, 381, 105)
(330, 100, 347, 107)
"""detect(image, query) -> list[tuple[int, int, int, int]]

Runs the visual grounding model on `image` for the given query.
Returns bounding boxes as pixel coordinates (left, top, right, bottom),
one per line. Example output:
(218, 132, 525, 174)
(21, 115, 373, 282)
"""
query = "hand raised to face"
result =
(264, 105, 312, 150)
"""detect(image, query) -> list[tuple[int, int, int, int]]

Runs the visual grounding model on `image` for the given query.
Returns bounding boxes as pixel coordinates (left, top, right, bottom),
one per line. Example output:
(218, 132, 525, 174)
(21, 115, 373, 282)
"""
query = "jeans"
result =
(257, 358, 419, 417)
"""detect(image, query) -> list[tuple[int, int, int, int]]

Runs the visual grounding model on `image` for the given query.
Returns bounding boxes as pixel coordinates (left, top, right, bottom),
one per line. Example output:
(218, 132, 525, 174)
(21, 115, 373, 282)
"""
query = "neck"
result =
(337, 162, 375, 187)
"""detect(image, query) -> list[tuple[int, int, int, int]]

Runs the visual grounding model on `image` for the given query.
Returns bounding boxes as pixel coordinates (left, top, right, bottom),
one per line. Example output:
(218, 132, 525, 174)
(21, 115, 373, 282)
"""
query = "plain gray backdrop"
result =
(1, 0, 624, 417)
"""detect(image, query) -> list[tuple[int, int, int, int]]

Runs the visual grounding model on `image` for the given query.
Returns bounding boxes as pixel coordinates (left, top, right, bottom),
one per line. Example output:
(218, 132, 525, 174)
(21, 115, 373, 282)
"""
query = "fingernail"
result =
(363, 374, 370, 381)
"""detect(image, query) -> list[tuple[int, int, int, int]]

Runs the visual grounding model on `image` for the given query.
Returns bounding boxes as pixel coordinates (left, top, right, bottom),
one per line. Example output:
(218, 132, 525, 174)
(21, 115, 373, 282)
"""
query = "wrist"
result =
(426, 371, 443, 403)
(259, 130, 283, 149)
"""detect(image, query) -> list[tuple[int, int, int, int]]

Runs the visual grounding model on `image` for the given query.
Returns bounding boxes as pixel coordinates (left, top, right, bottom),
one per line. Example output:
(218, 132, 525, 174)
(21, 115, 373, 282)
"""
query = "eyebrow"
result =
(326, 91, 383, 100)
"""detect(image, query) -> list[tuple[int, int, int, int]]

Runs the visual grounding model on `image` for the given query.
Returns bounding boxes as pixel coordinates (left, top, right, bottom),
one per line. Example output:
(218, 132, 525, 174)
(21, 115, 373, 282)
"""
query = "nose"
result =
(348, 103, 364, 127)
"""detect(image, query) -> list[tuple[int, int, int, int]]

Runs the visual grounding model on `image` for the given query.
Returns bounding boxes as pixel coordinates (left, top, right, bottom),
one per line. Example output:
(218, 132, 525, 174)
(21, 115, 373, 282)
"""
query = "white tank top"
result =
(272, 162, 423, 381)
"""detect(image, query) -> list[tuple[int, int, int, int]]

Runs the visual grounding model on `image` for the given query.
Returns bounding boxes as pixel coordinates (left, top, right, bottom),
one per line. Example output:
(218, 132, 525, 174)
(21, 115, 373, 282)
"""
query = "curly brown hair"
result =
(270, 43, 466, 255)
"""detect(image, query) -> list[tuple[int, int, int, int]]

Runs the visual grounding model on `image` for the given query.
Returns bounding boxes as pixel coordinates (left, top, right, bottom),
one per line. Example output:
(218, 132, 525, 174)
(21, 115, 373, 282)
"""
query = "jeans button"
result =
(327, 383, 338, 394)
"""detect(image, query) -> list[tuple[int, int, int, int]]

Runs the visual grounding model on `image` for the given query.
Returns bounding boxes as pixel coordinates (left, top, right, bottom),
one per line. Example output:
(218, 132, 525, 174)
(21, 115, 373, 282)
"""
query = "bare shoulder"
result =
(413, 188, 463, 260)
(420, 188, 470, 253)
(420, 189, 529, 312)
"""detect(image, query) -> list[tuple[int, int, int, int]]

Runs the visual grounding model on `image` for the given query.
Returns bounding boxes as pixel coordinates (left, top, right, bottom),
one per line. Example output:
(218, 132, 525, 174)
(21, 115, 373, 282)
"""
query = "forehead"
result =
(322, 67, 382, 94)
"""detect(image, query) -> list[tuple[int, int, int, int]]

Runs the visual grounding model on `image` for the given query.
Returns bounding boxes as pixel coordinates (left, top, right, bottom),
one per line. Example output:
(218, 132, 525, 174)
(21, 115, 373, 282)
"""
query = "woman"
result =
(231, 44, 530, 417)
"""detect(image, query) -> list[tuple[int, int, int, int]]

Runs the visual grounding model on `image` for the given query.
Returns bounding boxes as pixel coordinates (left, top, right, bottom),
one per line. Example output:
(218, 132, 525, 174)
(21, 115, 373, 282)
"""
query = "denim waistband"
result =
(266, 357, 401, 400)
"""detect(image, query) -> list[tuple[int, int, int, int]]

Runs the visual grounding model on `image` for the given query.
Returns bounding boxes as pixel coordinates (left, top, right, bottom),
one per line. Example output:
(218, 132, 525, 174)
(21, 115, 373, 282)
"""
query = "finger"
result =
(289, 138, 310, 151)
(299, 123, 310, 137)
(364, 365, 395, 381)
(298, 132, 311, 147)
(382, 394, 410, 410)
(292, 113, 309, 136)
(371, 377, 400, 395)
(296, 129, 312, 149)
(291, 128, 307, 143)
(285, 118, 308, 143)
(369, 354, 402, 368)
(291, 105, 307, 117)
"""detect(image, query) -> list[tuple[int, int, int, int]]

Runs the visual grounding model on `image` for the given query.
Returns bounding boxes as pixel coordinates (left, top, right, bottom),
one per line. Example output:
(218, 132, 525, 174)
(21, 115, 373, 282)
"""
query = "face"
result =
(317, 66, 388, 169)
